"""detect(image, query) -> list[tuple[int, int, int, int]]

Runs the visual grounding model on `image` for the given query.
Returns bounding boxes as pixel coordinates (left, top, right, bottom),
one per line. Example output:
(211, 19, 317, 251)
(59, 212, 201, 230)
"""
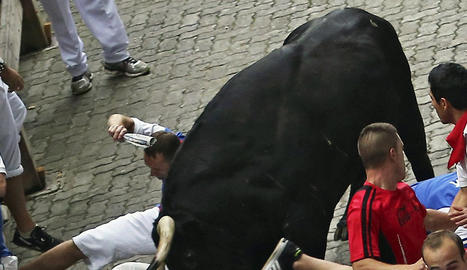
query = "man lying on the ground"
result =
(19, 114, 183, 270)
(262, 123, 463, 270)
(422, 230, 467, 270)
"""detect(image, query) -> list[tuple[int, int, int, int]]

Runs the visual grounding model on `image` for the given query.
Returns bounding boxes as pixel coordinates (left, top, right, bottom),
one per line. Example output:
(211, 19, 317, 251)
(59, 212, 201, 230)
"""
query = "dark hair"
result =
(428, 63, 467, 110)
(144, 131, 181, 161)
(357, 123, 399, 169)
(422, 230, 465, 262)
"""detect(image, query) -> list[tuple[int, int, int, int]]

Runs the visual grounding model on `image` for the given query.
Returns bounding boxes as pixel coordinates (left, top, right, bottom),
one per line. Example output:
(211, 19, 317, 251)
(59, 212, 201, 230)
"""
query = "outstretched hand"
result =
(108, 124, 127, 141)
(410, 258, 427, 270)
(2, 66, 24, 92)
(449, 206, 467, 227)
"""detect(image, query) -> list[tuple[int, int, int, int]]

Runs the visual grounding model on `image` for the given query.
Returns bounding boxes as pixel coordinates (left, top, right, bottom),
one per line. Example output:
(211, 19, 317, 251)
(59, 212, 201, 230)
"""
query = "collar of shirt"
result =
(446, 111, 467, 168)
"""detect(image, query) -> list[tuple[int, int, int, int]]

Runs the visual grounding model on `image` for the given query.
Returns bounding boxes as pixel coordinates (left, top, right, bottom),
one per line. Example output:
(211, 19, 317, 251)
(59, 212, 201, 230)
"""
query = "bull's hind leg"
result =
(333, 161, 365, 241)
(284, 192, 341, 259)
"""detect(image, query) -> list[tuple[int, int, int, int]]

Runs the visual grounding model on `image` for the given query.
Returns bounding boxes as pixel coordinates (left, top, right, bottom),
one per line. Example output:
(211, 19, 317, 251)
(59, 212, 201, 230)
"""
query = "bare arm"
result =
(451, 188, 467, 210)
(352, 258, 426, 270)
(1, 66, 24, 92)
(294, 254, 352, 270)
(424, 209, 457, 231)
(0, 173, 6, 198)
(107, 114, 135, 141)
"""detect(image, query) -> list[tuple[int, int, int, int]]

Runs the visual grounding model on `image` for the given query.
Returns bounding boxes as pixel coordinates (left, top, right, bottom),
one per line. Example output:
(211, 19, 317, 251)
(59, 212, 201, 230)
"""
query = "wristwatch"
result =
(0, 58, 6, 75)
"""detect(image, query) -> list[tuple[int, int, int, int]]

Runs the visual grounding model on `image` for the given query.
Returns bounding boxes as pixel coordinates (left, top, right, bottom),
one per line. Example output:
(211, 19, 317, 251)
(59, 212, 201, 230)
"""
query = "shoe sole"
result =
(261, 238, 287, 270)
(72, 82, 93, 96)
(104, 67, 150, 78)
(12, 237, 44, 252)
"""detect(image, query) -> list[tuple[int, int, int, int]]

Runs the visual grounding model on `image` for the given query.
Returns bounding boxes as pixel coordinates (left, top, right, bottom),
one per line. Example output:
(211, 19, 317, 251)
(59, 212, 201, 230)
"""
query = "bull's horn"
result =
(154, 216, 175, 270)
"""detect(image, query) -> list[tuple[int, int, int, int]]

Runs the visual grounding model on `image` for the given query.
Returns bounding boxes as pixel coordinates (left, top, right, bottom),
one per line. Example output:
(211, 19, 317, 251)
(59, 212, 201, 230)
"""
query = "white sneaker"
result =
(0, 256, 18, 270)
(71, 71, 93, 95)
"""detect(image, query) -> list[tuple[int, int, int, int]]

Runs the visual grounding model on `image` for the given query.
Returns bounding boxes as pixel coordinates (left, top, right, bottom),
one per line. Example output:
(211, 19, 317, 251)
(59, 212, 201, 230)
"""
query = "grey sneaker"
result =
(0, 255, 18, 270)
(71, 71, 93, 95)
(103, 57, 150, 77)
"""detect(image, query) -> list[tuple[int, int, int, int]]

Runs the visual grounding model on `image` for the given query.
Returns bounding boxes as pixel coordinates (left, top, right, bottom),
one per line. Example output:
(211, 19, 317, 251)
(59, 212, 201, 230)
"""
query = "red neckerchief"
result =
(446, 111, 467, 168)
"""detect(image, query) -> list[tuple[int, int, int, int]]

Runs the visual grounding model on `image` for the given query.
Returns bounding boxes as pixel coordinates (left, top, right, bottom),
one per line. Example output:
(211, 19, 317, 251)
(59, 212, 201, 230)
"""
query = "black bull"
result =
(153, 8, 434, 270)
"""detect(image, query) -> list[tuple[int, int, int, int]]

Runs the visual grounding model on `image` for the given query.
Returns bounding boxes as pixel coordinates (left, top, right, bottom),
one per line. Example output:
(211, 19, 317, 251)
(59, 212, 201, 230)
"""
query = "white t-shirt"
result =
(131, 117, 167, 136)
(457, 125, 467, 188)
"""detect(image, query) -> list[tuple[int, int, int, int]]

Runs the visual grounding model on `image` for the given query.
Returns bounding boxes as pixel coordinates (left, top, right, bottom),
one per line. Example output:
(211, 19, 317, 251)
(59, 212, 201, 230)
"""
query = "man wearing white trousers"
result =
(0, 59, 62, 253)
(19, 114, 184, 270)
(39, 0, 150, 95)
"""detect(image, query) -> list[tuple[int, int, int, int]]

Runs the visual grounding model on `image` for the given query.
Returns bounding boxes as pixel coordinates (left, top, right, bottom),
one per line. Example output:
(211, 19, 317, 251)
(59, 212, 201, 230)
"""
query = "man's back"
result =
(348, 181, 427, 264)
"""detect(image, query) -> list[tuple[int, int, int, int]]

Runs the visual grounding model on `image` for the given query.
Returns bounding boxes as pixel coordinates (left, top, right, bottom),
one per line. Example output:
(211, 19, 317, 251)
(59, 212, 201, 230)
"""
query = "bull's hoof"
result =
(333, 220, 348, 241)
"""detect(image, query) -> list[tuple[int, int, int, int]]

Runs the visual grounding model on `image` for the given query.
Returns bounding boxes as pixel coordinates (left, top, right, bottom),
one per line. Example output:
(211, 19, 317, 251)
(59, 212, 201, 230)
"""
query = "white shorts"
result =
(73, 207, 159, 270)
(0, 81, 26, 178)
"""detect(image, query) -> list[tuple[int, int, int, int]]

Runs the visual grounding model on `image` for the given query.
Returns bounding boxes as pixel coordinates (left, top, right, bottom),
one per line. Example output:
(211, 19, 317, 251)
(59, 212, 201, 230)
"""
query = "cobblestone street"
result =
(6, 0, 467, 268)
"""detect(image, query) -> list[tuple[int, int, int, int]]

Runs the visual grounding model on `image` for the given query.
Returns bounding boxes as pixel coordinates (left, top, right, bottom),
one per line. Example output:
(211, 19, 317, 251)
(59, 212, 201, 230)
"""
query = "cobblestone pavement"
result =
(6, 0, 466, 268)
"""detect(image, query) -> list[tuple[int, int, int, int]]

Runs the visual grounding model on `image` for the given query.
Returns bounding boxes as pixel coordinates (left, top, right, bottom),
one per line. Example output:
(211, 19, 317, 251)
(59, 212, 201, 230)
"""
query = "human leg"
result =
(0, 87, 30, 231)
(38, 0, 88, 77)
(0, 208, 18, 270)
(293, 255, 351, 270)
(7, 173, 63, 252)
(74, 0, 129, 63)
(4, 175, 34, 233)
(19, 240, 85, 270)
(20, 207, 158, 270)
(39, 0, 93, 94)
(0, 87, 61, 251)
(74, 0, 149, 76)
(262, 238, 351, 270)
(0, 88, 24, 179)
(73, 207, 159, 270)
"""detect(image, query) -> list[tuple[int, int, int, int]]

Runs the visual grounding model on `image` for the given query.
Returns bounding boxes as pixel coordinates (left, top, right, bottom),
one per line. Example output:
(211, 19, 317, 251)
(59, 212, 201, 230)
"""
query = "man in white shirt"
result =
(428, 63, 467, 224)
(20, 114, 183, 270)
(0, 59, 62, 253)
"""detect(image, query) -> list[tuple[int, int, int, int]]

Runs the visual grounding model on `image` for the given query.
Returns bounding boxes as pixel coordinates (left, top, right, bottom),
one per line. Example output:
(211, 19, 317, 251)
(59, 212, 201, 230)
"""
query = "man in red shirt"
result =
(263, 123, 459, 270)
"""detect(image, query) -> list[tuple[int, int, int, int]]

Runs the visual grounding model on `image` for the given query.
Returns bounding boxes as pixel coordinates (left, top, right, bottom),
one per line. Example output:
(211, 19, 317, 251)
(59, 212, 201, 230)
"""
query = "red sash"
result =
(447, 111, 467, 168)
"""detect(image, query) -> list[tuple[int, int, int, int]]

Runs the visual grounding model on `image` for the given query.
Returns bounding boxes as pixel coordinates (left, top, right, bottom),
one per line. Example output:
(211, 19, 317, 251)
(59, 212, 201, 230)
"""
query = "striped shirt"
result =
(348, 181, 427, 264)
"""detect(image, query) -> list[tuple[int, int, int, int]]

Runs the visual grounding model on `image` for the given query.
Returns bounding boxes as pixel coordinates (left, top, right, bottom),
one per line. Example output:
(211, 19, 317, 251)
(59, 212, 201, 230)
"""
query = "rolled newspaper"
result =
(123, 133, 156, 148)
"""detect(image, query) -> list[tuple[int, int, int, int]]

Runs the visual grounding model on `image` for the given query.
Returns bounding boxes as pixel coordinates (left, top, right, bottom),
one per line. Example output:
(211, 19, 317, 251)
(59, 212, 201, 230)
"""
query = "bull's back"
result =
(158, 8, 424, 269)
